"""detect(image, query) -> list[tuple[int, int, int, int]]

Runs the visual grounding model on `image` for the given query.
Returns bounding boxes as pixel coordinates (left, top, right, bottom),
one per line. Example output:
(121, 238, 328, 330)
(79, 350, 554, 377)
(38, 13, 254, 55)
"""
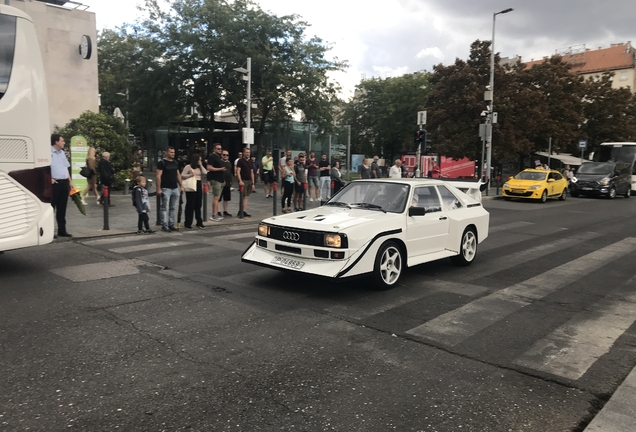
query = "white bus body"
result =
(0, 5, 55, 252)
(593, 142, 636, 194)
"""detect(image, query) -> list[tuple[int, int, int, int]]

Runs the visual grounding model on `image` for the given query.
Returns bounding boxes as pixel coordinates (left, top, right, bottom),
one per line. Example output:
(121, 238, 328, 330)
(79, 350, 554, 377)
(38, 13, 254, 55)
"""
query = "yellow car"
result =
(502, 169, 568, 203)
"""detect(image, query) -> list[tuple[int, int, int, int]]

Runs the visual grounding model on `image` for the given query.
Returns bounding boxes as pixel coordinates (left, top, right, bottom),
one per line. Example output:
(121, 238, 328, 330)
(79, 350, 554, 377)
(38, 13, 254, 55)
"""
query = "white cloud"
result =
(416, 47, 445, 60)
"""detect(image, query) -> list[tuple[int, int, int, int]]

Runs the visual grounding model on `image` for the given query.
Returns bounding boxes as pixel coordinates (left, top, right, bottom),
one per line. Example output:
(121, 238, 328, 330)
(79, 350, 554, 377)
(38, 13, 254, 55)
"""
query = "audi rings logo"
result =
(282, 231, 300, 241)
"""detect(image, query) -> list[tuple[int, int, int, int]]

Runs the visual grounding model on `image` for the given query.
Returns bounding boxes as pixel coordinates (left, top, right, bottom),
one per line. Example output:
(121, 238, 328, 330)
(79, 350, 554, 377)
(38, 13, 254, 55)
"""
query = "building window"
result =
(620, 72, 628, 81)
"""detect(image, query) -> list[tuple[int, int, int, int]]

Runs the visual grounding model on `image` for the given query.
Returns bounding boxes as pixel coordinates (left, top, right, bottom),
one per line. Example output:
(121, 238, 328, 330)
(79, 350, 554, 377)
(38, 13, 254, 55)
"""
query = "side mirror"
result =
(409, 206, 426, 217)
(547, 178, 555, 183)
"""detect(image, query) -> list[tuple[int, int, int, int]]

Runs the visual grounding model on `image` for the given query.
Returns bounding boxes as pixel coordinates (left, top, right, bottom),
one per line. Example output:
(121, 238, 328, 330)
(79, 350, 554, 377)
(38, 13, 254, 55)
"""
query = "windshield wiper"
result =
(350, 203, 386, 213)
(325, 201, 351, 209)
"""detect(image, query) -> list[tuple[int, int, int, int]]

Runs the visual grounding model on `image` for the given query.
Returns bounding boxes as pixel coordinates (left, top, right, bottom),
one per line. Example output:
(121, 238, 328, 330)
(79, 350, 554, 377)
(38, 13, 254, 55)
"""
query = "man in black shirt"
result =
(236, 147, 255, 217)
(206, 143, 226, 221)
(318, 153, 331, 201)
(156, 147, 184, 232)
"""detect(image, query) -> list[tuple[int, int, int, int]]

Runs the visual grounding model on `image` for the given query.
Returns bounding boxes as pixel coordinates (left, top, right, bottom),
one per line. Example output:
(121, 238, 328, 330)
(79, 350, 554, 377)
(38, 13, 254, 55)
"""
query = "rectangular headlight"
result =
(258, 224, 270, 237)
(324, 233, 342, 248)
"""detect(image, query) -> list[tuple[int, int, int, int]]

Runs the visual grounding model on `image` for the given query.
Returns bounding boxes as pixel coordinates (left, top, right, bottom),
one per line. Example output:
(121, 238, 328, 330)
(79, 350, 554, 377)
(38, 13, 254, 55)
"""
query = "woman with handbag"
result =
(181, 153, 207, 230)
(81, 147, 98, 205)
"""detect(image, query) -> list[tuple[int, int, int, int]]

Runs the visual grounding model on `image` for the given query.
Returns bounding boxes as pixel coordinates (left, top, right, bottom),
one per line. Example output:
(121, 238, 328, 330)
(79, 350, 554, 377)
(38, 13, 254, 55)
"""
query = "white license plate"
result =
(271, 256, 305, 269)
(582, 187, 593, 190)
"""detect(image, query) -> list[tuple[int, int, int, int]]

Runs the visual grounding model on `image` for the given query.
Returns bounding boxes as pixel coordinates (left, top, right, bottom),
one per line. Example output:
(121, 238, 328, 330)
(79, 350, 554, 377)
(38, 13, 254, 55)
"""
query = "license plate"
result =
(512, 189, 524, 193)
(582, 187, 593, 190)
(271, 256, 305, 269)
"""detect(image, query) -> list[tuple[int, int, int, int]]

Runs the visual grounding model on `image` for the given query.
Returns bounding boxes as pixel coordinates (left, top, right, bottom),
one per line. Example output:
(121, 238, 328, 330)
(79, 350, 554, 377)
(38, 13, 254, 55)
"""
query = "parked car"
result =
(241, 179, 489, 289)
(569, 162, 631, 199)
(502, 169, 568, 203)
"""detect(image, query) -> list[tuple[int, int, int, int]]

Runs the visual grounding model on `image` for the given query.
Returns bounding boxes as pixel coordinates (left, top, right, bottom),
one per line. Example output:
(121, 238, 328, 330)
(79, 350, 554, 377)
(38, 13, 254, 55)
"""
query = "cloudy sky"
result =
(81, 0, 634, 99)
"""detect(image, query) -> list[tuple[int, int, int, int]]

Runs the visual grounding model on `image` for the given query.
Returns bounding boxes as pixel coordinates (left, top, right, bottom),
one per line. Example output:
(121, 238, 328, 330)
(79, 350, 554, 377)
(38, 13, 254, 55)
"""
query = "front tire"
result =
(372, 241, 403, 290)
(624, 188, 630, 198)
(540, 190, 548, 203)
(608, 186, 616, 199)
(570, 191, 579, 198)
(451, 227, 477, 267)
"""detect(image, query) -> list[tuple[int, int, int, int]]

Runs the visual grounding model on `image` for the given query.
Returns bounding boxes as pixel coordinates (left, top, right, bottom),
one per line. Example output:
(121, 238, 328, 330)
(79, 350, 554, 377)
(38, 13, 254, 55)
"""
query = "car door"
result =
(406, 186, 449, 258)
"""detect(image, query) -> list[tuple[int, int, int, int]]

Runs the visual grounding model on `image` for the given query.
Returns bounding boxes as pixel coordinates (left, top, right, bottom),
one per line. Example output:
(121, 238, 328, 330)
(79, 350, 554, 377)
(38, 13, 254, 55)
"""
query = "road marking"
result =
(514, 277, 636, 380)
(81, 235, 151, 246)
(489, 221, 534, 233)
(471, 232, 600, 279)
(109, 241, 190, 254)
(212, 232, 257, 241)
(50, 260, 139, 282)
(406, 238, 636, 346)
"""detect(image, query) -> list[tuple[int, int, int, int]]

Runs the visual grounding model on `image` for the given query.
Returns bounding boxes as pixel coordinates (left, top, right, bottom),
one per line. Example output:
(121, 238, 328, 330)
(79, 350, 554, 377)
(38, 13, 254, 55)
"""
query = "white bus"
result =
(0, 4, 55, 252)
(592, 142, 636, 195)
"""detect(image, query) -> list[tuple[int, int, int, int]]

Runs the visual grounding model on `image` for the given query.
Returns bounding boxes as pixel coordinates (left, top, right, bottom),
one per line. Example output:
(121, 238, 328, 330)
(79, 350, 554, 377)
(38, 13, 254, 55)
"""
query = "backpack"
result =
(132, 186, 139, 207)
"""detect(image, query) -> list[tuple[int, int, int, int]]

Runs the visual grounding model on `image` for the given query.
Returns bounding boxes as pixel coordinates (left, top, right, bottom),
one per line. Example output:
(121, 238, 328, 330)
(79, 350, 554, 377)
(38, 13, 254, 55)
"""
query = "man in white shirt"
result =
(389, 159, 402, 179)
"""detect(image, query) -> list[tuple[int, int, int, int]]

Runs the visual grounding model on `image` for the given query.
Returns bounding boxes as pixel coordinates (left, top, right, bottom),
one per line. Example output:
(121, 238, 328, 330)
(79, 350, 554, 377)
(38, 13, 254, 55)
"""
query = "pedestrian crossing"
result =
(76, 219, 636, 386)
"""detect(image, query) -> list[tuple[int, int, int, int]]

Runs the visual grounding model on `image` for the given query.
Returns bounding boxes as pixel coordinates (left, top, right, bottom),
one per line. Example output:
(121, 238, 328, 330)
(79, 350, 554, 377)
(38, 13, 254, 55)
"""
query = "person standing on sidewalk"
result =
(281, 157, 296, 213)
(133, 176, 155, 234)
(182, 153, 207, 229)
(50, 134, 73, 238)
(219, 150, 233, 218)
(371, 156, 382, 178)
(293, 153, 307, 211)
(81, 147, 98, 205)
(206, 143, 226, 222)
(261, 149, 274, 197)
(156, 147, 184, 232)
(318, 153, 331, 201)
(98, 152, 116, 206)
(306, 150, 319, 202)
(236, 147, 255, 217)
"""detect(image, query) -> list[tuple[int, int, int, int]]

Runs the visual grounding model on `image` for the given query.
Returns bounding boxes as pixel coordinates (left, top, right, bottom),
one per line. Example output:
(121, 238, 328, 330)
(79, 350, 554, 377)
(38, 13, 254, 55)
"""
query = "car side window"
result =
(413, 186, 442, 213)
(437, 185, 462, 210)
(553, 172, 563, 181)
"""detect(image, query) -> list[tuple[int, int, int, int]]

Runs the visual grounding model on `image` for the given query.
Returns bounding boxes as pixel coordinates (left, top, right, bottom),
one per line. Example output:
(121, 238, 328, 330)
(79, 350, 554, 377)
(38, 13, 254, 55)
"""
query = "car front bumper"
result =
(502, 188, 544, 199)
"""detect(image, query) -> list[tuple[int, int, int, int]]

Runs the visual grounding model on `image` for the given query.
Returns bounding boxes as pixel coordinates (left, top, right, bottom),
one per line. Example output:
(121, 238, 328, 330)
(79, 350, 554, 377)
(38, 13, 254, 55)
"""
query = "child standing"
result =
(133, 176, 155, 234)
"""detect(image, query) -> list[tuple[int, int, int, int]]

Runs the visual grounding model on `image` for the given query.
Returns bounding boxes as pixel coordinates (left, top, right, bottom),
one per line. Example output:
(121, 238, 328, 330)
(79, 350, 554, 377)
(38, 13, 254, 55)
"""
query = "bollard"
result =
(302, 181, 307, 210)
(272, 181, 278, 216)
(123, 179, 130, 195)
(156, 192, 162, 226)
(102, 185, 110, 230)
(202, 182, 208, 221)
(238, 183, 244, 219)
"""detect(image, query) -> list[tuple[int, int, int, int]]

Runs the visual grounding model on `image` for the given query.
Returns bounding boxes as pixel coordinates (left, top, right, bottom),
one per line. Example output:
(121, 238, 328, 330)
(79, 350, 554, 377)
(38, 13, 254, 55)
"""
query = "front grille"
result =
(268, 225, 345, 248)
(506, 190, 533, 197)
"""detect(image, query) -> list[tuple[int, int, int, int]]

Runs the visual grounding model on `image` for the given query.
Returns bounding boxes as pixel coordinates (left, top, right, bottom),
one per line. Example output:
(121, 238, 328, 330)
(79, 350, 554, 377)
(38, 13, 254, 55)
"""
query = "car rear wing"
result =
(444, 180, 487, 202)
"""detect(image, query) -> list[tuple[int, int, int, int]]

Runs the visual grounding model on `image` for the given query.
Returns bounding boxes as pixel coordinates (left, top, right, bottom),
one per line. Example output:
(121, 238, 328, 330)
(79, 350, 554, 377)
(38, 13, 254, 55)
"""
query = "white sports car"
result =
(241, 179, 489, 289)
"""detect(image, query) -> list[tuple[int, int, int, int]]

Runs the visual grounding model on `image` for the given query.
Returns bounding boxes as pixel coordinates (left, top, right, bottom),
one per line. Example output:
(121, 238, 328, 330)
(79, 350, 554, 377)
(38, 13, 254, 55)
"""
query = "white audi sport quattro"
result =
(241, 179, 489, 289)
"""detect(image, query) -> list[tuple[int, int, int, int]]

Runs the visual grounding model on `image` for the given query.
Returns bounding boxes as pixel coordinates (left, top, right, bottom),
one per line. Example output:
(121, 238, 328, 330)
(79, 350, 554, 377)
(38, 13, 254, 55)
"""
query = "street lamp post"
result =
(485, 7, 513, 192)
(116, 88, 129, 129)
(234, 58, 252, 148)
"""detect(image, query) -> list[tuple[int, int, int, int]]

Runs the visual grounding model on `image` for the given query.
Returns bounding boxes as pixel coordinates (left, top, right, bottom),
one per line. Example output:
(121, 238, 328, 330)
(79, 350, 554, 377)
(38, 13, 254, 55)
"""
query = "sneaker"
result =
(136, 230, 144, 235)
(209, 216, 216, 221)
(211, 215, 222, 221)
(144, 229, 156, 234)
(169, 226, 178, 232)
(185, 226, 193, 230)
(161, 226, 171, 232)
(223, 211, 232, 217)
(217, 212, 222, 217)
(243, 211, 251, 217)
(57, 232, 72, 237)
(310, 198, 314, 202)
(230, 187, 235, 191)
(196, 225, 206, 230)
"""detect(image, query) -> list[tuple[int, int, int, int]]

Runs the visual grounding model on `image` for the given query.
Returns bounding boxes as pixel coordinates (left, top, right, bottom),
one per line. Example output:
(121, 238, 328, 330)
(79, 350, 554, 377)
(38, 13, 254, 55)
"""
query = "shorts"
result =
(307, 176, 319, 188)
(210, 180, 223, 197)
(220, 185, 231, 202)
(294, 182, 305, 194)
(242, 180, 253, 196)
(261, 170, 274, 184)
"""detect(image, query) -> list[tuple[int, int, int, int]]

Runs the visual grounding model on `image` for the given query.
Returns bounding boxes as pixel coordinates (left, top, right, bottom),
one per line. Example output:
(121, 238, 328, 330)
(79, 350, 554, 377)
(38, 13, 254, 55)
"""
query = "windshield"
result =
(327, 181, 409, 213)
(594, 145, 636, 164)
(515, 171, 547, 181)
(577, 162, 613, 175)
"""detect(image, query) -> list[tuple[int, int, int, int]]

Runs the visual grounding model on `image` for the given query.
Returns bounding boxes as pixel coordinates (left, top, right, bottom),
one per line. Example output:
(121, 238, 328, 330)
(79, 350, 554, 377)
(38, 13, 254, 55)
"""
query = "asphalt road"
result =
(2, 194, 636, 431)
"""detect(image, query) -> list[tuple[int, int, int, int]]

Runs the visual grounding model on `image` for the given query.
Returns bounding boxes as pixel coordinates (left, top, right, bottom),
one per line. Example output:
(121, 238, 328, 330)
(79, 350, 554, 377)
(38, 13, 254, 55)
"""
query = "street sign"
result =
(242, 127, 254, 145)
(479, 124, 491, 140)
(417, 111, 427, 126)
(578, 140, 587, 150)
(492, 112, 498, 124)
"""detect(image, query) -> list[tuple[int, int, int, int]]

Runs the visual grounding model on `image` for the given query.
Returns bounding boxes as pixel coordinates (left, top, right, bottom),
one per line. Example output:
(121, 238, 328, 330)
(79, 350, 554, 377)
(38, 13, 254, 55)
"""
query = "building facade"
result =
(6, 0, 99, 131)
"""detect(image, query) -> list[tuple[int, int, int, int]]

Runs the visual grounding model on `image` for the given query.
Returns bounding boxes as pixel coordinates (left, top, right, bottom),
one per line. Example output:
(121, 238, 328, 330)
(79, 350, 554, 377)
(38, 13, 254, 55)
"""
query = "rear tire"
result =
(372, 241, 403, 290)
(450, 227, 477, 267)
(559, 188, 567, 201)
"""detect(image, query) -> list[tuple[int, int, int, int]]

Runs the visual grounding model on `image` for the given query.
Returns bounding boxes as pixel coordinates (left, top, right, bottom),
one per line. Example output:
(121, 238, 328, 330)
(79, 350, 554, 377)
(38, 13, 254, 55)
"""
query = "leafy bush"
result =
(55, 111, 134, 189)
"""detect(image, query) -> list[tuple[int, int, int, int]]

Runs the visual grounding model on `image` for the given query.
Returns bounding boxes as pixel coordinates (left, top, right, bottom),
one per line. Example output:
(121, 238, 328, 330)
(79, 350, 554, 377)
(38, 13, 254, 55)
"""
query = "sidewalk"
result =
(63, 178, 320, 239)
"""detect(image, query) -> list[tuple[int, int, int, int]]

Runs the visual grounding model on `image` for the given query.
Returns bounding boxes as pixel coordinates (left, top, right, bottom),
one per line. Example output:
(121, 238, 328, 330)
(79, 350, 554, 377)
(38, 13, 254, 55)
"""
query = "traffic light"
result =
(414, 129, 426, 144)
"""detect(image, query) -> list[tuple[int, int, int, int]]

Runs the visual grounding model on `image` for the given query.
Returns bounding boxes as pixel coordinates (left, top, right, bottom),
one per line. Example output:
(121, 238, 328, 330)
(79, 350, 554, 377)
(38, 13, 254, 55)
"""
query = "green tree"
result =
(581, 72, 636, 151)
(54, 111, 134, 187)
(343, 72, 431, 159)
